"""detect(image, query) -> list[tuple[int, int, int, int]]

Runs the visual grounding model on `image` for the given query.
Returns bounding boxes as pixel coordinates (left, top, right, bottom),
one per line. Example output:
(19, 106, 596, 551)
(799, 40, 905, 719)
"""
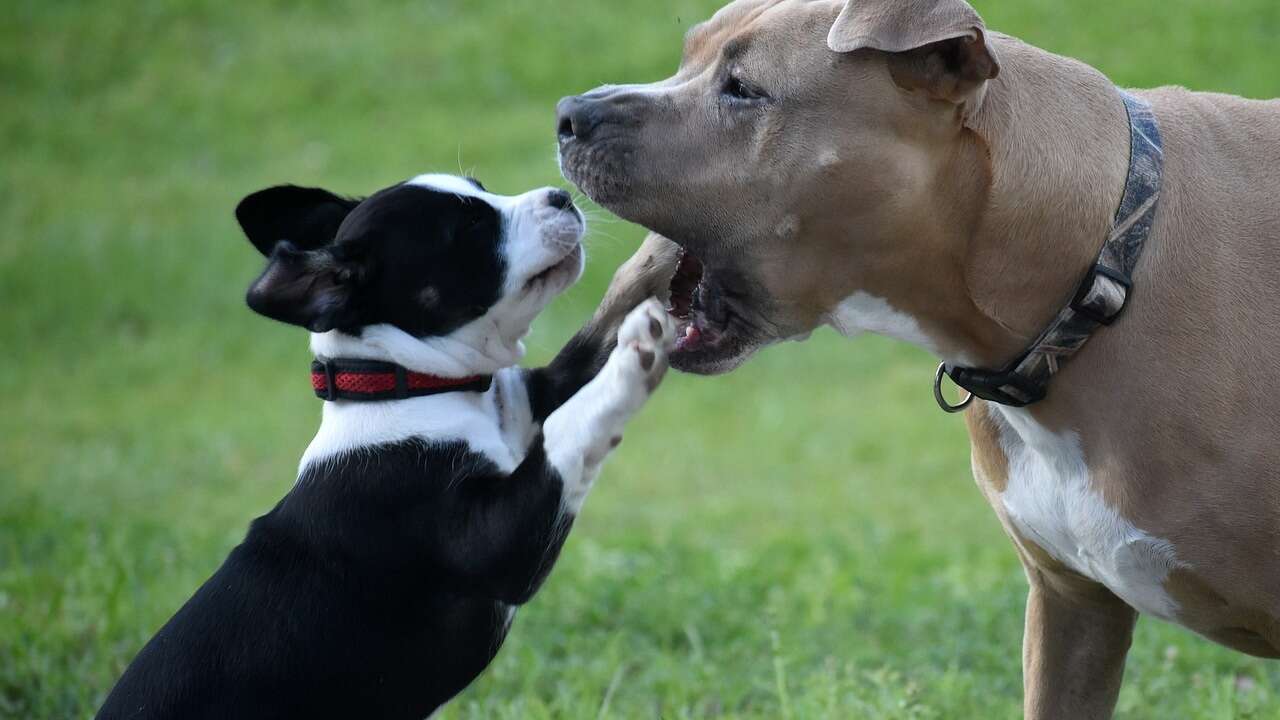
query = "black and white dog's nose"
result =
(546, 189, 574, 211)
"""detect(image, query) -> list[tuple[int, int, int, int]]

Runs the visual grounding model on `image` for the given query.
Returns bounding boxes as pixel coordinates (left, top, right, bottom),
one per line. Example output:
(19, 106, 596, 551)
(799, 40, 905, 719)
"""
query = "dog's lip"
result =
(557, 137, 634, 206)
(526, 243, 583, 287)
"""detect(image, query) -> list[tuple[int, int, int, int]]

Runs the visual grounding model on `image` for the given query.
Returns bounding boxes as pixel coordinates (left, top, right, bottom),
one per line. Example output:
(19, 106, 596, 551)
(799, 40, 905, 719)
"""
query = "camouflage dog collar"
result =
(937, 90, 1164, 412)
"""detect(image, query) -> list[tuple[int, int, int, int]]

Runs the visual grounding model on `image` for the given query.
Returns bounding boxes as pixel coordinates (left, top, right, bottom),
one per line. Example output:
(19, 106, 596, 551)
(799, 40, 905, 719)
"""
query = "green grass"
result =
(3, 0, 1279, 717)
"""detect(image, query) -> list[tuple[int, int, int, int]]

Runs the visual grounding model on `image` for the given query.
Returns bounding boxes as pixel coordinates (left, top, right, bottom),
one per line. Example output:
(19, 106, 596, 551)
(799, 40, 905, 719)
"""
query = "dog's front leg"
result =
(526, 236, 681, 423)
(1022, 573, 1137, 720)
(425, 301, 674, 604)
(524, 234, 683, 423)
(523, 326, 613, 424)
(543, 299, 674, 513)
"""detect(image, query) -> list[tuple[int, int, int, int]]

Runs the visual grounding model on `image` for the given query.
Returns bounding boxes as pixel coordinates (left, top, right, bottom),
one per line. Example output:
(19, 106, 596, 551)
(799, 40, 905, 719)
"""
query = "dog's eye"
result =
(723, 74, 768, 102)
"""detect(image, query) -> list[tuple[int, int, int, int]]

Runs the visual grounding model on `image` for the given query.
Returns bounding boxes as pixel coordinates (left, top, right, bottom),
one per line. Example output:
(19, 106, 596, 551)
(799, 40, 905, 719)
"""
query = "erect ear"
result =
(235, 185, 361, 257)
(827, 0, 1000, 120)
(245, 241, 366, 332)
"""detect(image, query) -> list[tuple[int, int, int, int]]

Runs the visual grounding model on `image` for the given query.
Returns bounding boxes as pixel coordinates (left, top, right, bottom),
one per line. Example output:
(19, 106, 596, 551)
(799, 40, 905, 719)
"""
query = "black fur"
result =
(96, 178, 610, 719)
(239, 183, 507, 336)
(236, 185, 362, 256)
(96, 432, 585, 719)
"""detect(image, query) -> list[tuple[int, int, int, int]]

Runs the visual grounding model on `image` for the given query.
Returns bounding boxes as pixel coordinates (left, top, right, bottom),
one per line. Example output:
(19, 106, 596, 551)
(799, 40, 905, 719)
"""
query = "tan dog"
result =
(557, 0, 1280, 717)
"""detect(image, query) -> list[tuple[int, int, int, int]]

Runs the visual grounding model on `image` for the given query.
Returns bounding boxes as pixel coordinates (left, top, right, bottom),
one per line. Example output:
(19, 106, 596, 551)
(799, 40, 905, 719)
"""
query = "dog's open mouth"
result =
(666, 248, 728, 355)
(660, 245, 773, 374)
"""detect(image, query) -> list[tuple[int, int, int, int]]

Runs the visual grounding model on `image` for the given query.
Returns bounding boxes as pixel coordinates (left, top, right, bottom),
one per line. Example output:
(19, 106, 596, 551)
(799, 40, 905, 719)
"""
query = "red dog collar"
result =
(311, 359, 493, 402)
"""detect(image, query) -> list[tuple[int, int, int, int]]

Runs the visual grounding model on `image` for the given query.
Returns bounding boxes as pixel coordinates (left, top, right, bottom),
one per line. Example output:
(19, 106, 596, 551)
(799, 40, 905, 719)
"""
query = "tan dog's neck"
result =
(941, 34, 1132, 367)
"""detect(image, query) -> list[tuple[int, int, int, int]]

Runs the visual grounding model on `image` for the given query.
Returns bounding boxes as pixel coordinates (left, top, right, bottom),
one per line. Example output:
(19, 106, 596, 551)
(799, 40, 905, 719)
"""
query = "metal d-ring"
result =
(934, 363, 974, 414)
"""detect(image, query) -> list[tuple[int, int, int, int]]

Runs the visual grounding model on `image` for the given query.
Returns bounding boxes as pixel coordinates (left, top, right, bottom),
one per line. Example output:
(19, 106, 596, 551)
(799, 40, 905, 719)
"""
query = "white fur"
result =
(407, 173, 489, 199)
(827, 292, 943, 356)
(992, 406, 1184, 619)
(311, 322, 524, 378)
(299, 368, 527, 475)
(826, 289, 1183, 618)
(544, 300, 674, 514)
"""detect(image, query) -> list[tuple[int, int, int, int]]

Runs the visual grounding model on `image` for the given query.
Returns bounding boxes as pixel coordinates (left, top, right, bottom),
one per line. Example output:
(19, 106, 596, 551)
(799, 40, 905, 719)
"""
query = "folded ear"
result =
(828, 0, 999, 119)
(235, 185, 361, 257)
(245, 241, 364, 332)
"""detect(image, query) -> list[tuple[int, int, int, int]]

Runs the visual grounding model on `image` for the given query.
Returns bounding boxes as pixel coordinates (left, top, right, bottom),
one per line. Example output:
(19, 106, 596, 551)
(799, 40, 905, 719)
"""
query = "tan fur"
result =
(827, 0, 990, 54)
(569, 0, 1280, 716)
(828, 0, 999, 119)
(969, 404, 1138, 718)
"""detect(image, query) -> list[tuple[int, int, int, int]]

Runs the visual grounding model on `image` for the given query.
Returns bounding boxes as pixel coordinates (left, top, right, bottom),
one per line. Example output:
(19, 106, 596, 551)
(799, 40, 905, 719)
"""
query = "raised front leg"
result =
(425, 301, 675, 603)
(1022, 573, 1137, 720)
(526, 233, 682, 423)
(544, 298, 674, 513)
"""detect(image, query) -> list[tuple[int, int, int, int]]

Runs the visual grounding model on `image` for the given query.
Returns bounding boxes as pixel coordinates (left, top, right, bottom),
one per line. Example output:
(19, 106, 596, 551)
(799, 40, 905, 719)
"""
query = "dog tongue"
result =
(675, 324, 702, 351)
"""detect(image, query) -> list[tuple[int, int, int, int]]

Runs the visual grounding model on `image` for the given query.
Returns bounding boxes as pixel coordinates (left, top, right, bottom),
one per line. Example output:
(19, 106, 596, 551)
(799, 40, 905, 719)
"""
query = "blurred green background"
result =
(3, 0, 1279, 717)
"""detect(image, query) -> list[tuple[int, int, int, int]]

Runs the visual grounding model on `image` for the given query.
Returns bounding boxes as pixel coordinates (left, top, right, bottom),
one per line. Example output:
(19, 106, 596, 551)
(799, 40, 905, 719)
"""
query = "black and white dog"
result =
(96, 174, 675, 719)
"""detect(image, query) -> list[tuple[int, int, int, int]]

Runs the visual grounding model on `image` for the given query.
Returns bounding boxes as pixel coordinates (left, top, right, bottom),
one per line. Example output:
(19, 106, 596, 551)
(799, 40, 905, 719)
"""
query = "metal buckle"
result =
(1070, 263, 1131, 326)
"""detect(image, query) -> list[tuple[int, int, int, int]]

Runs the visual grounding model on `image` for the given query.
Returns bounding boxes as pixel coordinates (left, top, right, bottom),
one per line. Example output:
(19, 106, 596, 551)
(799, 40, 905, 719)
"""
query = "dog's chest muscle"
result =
(986, 407, 1183, 619)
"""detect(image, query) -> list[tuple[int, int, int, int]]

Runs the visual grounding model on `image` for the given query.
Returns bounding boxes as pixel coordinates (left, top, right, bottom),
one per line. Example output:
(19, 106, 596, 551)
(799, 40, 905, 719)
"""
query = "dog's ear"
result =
(828, 0, 999, 120)
(245, 241, 366, 332)
(235, 185, 361, 257)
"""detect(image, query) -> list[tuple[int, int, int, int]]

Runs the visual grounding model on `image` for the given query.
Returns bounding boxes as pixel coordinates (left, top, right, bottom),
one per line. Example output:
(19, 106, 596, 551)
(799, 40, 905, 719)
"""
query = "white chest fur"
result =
(298, 367, 533, 476)
(992, 406, 1183, 619)
(827, 292, 940, 353)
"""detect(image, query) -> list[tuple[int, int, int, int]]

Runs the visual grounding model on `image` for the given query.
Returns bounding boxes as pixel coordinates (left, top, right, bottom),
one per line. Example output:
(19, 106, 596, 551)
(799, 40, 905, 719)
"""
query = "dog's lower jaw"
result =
(669, 342, 762, 375)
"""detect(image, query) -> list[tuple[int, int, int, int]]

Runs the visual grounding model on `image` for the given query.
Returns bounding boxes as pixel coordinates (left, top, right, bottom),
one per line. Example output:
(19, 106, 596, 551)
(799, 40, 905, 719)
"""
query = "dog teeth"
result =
(675, 324, 702, 351)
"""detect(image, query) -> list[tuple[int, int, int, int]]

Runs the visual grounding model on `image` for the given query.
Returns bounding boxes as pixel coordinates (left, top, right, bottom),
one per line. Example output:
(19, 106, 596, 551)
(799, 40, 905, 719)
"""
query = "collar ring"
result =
(934, 363, 975, 414)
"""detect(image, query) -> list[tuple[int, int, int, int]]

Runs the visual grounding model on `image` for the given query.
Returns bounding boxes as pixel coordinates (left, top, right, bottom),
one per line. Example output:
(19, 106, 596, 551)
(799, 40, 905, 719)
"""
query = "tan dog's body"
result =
(559, 1, 1280, 716)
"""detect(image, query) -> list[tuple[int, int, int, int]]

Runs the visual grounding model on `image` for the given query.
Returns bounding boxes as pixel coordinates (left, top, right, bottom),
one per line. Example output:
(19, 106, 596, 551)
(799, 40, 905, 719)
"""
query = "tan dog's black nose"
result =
(556, 96, 603, 142)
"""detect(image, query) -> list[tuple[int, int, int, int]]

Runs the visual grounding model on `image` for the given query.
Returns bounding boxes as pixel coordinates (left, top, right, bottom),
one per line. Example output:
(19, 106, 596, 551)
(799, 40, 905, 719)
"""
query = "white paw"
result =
(577, 299, 673, 465)
(542, 298, 676, 514)
(612, 297, 676, 399)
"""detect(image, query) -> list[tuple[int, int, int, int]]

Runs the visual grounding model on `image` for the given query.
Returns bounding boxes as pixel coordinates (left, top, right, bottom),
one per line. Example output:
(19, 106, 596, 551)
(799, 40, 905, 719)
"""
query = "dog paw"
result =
(575, 300, 673, 467)
(614, 298, 676, 395)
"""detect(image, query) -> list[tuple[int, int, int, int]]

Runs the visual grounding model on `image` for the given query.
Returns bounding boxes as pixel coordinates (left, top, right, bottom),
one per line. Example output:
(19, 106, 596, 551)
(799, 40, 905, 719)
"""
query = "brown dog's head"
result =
(558, 0, 1000, 373)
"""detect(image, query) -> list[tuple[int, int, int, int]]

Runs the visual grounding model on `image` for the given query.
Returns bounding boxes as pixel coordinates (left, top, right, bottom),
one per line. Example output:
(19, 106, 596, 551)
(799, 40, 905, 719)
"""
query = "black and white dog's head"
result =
(236, 174, 586, 373)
